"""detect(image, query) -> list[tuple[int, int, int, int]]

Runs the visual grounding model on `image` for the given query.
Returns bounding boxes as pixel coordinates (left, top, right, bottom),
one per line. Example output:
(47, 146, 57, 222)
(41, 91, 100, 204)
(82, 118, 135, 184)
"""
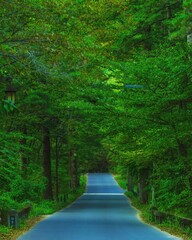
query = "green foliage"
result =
(31, 175, 86, 216)
(0, 131, 23, 188)
(2, 100, 17, 112)
(97, 0, 192, 219)
(0, 193, 20, 211)
(0, 0, 191, 235)
(0, 225, 10, 234)
(31, 200, 56, 216)
(114, 175, 127, 189)
(10, 175, 45, 202)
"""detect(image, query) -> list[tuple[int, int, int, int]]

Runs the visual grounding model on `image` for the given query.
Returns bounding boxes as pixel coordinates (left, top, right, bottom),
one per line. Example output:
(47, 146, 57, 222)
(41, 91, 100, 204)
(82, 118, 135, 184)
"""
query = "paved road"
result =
(18, 173, 181, 240)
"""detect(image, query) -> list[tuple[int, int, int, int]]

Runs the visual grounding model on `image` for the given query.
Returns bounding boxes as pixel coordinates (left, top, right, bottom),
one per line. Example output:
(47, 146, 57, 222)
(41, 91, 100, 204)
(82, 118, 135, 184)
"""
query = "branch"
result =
(0, 21, 30, 44)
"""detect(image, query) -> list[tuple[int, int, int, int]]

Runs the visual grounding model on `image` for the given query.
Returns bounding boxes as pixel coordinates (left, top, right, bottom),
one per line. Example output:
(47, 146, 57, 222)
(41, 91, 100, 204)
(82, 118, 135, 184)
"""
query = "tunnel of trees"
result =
(0, 0, 192, 224)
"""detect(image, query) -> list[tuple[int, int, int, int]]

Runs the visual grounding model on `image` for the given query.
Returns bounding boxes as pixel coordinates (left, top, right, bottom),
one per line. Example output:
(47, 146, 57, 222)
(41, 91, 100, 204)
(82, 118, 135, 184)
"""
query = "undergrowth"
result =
(114, 174, 192, 240)
(0, 175, 87, 240)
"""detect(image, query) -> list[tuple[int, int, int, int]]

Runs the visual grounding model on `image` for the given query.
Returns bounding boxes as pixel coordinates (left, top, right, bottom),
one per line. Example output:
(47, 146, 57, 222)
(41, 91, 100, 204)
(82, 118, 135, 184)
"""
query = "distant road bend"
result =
(18, 173, 181, 240)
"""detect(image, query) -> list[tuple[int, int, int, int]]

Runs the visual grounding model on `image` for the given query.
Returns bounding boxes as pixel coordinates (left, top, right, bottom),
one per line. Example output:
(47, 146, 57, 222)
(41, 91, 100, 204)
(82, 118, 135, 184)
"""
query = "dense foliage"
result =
(0, 0, 192, 228)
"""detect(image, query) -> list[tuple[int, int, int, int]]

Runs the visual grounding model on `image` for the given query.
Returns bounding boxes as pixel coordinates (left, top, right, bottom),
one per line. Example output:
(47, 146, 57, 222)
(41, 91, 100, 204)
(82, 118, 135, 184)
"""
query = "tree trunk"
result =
(55, 137, 59, 202)
(144, 26, 152, 50)
(20, 127, 28, 177)
(185, 1, 192, 44)
(69, 148, 79, 189)
(43, 126, 53, 200)
(127, 168, 134, 192)
(138, 168, 149, 204)
(177, 141, 192, 191)
(151, 186, 155, 206)
(166, 4, 172, 35)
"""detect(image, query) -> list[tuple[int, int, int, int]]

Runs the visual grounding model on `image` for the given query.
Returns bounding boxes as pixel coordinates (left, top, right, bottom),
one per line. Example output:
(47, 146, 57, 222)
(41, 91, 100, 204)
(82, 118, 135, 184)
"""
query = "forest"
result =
(0, 0, 192, 237)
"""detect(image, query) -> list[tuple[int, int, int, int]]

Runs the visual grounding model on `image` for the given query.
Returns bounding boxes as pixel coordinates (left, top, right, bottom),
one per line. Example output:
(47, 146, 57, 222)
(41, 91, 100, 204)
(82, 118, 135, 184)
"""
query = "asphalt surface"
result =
(18, 173, 181, 240)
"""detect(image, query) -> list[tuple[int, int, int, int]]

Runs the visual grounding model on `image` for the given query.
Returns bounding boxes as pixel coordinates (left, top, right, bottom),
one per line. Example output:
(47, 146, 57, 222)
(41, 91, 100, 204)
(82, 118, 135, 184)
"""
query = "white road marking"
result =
(83, 193, 124, 195)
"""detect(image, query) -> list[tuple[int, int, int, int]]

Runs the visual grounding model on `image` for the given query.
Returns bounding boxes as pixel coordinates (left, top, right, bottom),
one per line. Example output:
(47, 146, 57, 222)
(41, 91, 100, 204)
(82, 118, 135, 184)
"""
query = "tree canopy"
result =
(0, 0, 192, 227)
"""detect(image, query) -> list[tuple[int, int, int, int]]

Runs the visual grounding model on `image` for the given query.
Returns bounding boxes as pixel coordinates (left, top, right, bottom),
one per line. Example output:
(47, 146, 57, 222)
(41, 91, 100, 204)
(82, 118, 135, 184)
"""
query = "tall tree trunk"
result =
(127, 168, 134, 192)
(138, 168, 149, 204)
(55, 136, 59, 202)
(69, 148, 79, 189)
(144, 26, 152, 50)
(20, 127, 28, 177)
(69, 148, 73, 188)
(173, 116, 191, 191)
(166, 4, 172, 35)
(74, 156, 80, 188)
(43, 126, 53, 200)
(185, 0, 192, 44)
(177, 141, 192, 190)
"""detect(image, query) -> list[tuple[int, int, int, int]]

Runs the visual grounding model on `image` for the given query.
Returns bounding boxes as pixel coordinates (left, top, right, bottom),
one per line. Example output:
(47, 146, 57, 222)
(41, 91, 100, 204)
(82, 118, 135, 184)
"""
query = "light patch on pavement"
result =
(83, 193, 124, 195)
(166, 236, 181, 239)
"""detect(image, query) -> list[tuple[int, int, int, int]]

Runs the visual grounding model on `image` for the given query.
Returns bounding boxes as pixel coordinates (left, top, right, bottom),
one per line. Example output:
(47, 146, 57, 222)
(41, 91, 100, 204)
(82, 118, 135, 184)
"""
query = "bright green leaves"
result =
(90, 0, 192, 216)
(0, 131, 23, 186)
(2, 100, 17, 112)
(0, 0, 191, 220)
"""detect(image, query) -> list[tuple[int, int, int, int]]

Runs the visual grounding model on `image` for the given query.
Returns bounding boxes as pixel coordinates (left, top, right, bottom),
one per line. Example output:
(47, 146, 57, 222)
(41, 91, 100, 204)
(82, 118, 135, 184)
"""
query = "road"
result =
(18, 173, 181, 240)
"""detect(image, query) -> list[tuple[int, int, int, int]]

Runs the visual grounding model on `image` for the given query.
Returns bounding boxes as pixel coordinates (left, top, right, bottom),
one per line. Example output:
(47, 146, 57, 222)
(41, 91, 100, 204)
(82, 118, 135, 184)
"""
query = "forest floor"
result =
(0, 216, 43, 240)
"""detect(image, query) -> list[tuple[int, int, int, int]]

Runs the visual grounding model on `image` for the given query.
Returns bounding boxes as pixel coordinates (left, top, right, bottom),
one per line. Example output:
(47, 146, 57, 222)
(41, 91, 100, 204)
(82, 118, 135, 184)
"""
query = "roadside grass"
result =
(114, 174, 192, 240)
(114, 174, 127, 189)
(0, 175, 87, 240)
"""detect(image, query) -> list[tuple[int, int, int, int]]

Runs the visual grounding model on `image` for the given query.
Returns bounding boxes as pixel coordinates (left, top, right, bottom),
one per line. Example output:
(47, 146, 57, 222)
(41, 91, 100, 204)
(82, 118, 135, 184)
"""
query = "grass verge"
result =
(0, 175, 87, 240)
(114, 174, 192, 240)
